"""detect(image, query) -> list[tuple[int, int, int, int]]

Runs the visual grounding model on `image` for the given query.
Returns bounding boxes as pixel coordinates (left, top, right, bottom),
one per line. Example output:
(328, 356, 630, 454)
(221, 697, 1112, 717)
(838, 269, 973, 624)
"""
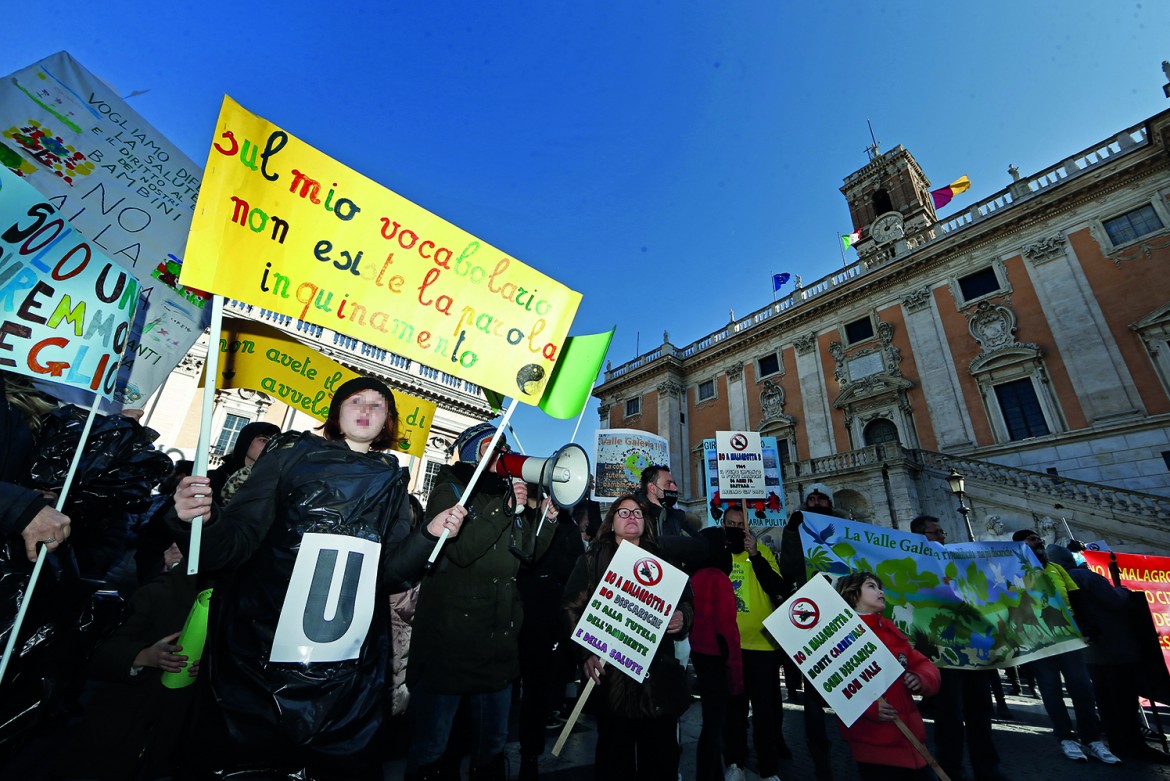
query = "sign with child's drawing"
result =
(764, 575, 903, 727)
(567, 540, 687, 683)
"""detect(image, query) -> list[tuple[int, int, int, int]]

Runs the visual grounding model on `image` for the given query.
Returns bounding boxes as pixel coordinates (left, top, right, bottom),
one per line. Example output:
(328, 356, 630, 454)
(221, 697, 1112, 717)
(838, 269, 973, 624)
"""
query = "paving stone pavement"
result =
(382, 689, 1170, 780)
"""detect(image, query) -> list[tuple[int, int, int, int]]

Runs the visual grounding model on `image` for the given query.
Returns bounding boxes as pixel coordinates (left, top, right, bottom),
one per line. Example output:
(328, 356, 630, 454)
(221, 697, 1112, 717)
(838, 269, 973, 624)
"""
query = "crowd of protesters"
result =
(2, 371, 1170, 781)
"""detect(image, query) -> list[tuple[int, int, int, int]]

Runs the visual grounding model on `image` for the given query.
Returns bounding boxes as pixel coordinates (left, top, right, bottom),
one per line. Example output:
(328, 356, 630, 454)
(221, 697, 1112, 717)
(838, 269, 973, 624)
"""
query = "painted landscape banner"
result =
(702, 436, 786, 527)
(0, 51, 210, 408)
(798, 512, 1085, 669)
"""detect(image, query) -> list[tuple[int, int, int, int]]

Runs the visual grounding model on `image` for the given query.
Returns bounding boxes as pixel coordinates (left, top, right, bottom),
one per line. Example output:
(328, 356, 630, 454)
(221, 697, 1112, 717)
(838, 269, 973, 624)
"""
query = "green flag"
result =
(483, 388, 506, 413)
(537, 328, 616, 419)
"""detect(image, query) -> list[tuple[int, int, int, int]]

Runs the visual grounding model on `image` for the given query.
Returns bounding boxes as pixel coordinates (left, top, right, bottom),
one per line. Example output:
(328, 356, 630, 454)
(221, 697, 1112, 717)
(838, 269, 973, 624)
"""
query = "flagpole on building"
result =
(838, 232, 847, 268)
(188, 294, 226, 576)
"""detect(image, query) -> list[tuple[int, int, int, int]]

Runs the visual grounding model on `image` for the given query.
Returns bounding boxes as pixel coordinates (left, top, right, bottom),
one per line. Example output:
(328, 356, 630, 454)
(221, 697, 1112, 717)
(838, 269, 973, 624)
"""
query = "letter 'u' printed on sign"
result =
(270, 532, 381, 663)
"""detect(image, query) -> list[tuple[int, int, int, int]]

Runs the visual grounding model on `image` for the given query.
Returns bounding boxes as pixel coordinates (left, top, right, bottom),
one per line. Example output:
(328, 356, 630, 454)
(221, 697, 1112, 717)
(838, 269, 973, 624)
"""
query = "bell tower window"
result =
(871, 189, 894, 217)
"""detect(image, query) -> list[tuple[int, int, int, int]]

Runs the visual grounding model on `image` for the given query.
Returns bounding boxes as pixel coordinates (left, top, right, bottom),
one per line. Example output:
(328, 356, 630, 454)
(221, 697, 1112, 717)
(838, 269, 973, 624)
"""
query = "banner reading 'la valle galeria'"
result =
(799, 512, 1085, 669)
(180, 96, 581, 404)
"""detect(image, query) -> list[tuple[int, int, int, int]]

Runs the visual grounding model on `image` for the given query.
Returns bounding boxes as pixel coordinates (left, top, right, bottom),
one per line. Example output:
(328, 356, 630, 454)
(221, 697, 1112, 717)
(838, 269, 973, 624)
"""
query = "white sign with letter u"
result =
(270, 532, 381, 663)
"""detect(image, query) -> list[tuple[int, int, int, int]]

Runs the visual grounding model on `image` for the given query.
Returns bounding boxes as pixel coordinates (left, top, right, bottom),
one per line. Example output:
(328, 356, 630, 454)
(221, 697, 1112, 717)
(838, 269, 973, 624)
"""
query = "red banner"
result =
(1082, 550, 1170, 675)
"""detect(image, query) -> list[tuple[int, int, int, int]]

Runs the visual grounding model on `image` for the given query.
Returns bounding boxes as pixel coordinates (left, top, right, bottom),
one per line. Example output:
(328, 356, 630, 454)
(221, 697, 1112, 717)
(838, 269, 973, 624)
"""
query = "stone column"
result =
(725, 361, 748, 430)
(793, 332, 834, 458)
(900, 285, 977, 451)
(1023, 234, 1144, 423)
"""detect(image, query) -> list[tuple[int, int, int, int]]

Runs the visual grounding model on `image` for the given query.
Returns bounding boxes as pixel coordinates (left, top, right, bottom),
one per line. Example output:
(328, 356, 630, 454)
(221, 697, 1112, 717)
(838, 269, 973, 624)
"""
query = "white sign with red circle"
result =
(714, 430, 766, 499)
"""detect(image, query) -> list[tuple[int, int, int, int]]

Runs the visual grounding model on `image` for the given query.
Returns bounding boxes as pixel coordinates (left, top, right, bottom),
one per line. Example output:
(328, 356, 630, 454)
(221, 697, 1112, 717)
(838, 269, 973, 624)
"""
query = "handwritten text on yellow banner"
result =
(204, 318, 435, 458)
(180, 96, 581, 404)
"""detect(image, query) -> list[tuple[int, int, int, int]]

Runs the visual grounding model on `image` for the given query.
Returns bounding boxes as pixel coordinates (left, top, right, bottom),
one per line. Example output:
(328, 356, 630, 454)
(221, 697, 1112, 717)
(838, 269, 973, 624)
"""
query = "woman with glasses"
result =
(562, 494, 694, 781)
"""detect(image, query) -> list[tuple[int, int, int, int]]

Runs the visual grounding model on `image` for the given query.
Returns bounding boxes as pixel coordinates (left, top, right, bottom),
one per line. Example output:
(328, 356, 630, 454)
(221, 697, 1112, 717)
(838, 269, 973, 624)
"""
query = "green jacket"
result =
(408, 462, 556, 694)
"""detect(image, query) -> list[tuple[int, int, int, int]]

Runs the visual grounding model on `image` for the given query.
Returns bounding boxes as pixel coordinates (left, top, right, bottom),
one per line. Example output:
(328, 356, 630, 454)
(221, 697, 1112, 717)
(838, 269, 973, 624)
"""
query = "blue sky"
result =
(6, 2, 1169, 459)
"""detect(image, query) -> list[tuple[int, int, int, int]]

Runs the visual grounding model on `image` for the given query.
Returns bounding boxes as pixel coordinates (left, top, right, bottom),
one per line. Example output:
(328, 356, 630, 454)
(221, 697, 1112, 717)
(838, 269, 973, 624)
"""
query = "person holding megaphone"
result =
(406, 421, 587, 781)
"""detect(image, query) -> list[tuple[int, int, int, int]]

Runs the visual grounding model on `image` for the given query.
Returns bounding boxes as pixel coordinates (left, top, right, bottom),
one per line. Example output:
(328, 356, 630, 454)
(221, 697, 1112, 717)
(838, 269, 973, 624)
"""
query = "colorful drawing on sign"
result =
(593, 429, 670, 501)
(179, 96, 581, 403)
(206, 318, 436, 458)
(798, 512, 1084, 669)
(0, 51, 210, 408)
(568, 540, 688, 684)
(0, 164, 138, 399)
(1082, 550, 1170, 677)
(702, 436, 786, 527)
(763, 575, 903, 727)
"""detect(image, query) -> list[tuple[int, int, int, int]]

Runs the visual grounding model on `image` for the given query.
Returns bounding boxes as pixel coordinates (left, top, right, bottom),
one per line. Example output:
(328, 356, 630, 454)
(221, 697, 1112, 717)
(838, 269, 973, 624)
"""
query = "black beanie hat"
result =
(330, 376, 396, 419)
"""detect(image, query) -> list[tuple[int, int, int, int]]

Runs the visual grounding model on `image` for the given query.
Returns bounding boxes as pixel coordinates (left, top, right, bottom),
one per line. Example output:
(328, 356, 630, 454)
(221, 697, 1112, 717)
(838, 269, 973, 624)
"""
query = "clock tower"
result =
(840, 143, 938, 262)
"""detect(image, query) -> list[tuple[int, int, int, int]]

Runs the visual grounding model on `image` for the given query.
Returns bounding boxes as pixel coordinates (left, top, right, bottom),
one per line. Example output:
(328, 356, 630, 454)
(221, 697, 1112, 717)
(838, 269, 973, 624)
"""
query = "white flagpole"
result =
(187, 295, 226, 575)
(0, 401, 101, 684)
(425, 401, 519, 568)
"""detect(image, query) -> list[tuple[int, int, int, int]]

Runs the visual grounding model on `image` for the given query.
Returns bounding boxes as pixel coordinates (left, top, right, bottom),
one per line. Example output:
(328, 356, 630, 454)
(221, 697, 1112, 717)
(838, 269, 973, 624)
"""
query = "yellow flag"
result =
(181, 96, 581, 404)
(203, 319, 436, 458)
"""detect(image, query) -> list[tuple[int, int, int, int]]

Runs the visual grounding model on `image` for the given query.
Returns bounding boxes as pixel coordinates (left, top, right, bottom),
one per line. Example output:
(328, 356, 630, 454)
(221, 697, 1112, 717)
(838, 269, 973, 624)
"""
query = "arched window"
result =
(871, 189, 894, 217)
(863, 418, 899, 446)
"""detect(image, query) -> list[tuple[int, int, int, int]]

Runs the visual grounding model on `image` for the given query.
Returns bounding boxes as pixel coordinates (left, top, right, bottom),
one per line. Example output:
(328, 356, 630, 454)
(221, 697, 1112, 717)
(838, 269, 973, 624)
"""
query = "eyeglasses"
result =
(615, 508, 643, 519)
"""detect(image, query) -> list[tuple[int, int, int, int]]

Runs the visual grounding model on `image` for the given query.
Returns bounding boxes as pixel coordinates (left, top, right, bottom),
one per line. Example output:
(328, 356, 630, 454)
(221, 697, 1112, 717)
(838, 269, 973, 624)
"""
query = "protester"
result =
(834, 572, 941, 780)
(720, 504, 789, 781)
(1046, 544, 1170, 764)
(405, 422, 556, 781)
(171, 377, 464, 780)
(689, 525, 743, 781)
(562, 494, 693, 781)
(912, 514, 1012, 781)
(1010, 529, 1119, 765)
(206, 420, 280, 504)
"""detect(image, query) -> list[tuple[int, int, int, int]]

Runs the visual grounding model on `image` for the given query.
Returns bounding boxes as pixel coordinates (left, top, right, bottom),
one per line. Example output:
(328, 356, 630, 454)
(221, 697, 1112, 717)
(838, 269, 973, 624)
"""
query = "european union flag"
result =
(772, 273, 791, 292)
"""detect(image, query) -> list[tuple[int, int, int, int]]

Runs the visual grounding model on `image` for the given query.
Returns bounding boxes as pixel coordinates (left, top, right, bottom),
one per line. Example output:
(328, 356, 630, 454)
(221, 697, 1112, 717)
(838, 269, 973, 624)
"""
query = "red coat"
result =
(688, 567, 744, 695)
(838, 612, 940, 769)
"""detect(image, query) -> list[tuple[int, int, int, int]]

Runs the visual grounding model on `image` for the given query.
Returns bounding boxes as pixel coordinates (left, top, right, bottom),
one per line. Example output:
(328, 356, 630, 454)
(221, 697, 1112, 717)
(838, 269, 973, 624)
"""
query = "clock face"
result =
(871, 213, 904, 244)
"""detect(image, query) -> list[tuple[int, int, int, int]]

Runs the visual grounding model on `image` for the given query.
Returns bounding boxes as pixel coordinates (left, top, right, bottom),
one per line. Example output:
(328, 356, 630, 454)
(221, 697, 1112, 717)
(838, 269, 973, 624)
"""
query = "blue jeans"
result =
(1027, 649, 1100, 742)
(406, 685, 512, 771)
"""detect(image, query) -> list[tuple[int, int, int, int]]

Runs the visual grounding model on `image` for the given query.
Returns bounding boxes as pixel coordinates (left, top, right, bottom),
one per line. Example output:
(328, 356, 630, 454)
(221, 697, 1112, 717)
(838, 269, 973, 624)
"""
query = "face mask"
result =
(661, 489, 678, 508)
(724, 526, 746, 553)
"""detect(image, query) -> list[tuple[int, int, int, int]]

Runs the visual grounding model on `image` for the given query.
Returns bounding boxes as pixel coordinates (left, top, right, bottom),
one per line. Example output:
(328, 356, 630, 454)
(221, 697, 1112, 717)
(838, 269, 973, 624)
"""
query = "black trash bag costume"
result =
(27, 405, 174, 578)
(168, 430, 435, 776)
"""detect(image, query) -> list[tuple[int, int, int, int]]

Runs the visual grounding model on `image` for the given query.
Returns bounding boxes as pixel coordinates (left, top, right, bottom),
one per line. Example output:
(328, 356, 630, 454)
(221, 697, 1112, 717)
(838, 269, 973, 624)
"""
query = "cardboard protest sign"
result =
(798, 513, 1084, 669)
(764, 575, 903, 726)
(0, 164, 139, 398)
(703, 435, 786, 526)
(204, 318, 435, 457)
(592, 429, 670, 500)
(568, 540, 688, 683)
(180, 96, 581, 404)
(714, 431, 765, 499)
(1082, 550, 1170, 676)
(0, 51, 210, 407)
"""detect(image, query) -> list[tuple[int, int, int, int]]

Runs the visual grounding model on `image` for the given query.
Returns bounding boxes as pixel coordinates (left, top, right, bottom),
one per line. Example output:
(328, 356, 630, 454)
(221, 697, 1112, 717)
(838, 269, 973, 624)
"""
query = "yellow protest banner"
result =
(203, 319, 436, 458)
(181, 96, 581, 403)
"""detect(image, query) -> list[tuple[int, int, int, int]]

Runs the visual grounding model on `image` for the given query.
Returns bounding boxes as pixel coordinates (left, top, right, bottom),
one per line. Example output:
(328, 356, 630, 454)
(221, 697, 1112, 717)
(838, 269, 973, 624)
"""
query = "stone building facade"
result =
(596, 105, 1170, 553)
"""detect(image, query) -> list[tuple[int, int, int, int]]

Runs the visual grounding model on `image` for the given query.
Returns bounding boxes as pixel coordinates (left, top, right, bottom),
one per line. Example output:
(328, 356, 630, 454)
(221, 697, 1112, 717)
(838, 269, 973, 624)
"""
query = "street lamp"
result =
(946, 468, 975, 542)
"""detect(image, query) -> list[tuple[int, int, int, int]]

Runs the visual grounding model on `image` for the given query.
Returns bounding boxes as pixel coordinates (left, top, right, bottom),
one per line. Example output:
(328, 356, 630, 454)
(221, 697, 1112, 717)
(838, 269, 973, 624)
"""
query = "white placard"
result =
(714, 430, 765, 499)
(270, 532, 382, 663)
(763, 575, 904, 727)
(568, 540, 689, 683)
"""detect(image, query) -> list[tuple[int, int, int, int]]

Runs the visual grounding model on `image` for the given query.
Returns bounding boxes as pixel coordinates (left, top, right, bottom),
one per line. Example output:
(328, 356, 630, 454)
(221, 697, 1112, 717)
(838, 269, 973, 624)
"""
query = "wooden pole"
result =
(882, 696, 951, 781)
(552, 658, 605, 756)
